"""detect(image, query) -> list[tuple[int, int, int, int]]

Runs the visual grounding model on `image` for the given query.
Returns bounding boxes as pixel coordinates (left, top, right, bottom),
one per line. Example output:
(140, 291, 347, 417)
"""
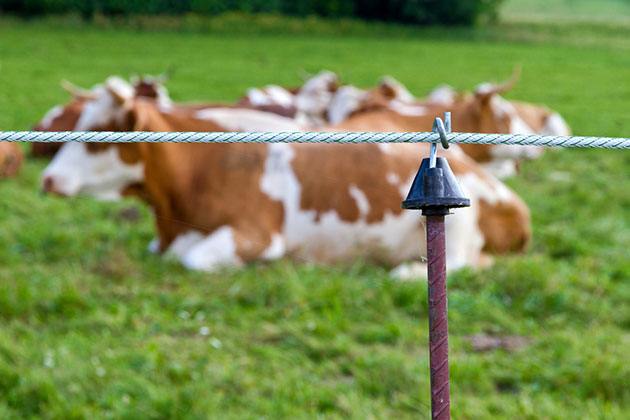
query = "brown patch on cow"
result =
(0, 142, 23, 178)
(456, 144, 495, 163)
(32, 99, 87, 157)
(291, 143, 428, 224)
(478, 199, 531, 253)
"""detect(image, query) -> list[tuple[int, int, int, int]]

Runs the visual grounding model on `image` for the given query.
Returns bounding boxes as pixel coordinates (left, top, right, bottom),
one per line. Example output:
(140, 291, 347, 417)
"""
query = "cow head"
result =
(327, 76, 427, 125)
(41, 78, 146, 199)
(452, 69, 545, 165)
(130, 74, 173, 109)
(295, 70, 339, 127)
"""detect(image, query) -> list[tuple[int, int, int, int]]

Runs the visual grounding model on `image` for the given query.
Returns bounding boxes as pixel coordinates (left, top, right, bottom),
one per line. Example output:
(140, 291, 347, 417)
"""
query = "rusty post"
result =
(402, 113, 469, 420)
(426, 215, 450, 419)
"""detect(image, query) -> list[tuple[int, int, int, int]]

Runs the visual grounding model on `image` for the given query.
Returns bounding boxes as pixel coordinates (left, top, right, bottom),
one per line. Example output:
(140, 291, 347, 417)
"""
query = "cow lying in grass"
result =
(0, 142, 23, 179)
(31, 71, 334, 157)
(41, 81, 531, 277)
(326, 70, 570, 178)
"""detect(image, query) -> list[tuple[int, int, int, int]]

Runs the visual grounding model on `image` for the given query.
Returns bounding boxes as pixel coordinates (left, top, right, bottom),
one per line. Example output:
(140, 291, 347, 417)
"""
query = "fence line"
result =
(1, 131, 629, 149)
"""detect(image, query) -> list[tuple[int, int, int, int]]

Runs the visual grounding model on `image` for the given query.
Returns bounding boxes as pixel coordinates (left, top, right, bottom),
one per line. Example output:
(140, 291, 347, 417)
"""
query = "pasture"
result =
(0, 15, 629, 419)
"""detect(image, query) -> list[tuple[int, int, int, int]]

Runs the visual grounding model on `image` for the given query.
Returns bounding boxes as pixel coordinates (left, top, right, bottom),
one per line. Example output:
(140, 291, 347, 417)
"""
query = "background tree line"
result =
(0, 0, 504, 26)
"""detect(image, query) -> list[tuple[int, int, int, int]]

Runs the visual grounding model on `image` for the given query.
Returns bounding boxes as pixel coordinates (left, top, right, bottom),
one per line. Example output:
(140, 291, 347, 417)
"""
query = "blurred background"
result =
(0, 1, 628, 418)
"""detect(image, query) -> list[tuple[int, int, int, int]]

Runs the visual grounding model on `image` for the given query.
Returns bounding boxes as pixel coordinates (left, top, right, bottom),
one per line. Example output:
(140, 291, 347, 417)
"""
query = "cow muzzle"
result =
(41, 175, 74, 197)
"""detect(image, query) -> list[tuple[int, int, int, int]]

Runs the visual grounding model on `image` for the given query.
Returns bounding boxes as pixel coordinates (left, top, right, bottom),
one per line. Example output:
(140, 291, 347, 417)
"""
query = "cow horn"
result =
(60, 80, 97, 99)
(475, 65, 522, 98)
(495, 65, 522, 94)
(157, 65, 175, 83)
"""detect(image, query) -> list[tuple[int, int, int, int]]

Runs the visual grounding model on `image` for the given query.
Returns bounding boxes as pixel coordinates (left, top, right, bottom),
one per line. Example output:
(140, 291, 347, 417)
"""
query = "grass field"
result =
(502, 0, 630, 24)
(0, 13, 629, 419)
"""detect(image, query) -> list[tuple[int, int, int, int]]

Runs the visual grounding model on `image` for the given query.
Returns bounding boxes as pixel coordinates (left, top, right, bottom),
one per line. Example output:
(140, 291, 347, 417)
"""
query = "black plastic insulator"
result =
(402, 156, 470, 216)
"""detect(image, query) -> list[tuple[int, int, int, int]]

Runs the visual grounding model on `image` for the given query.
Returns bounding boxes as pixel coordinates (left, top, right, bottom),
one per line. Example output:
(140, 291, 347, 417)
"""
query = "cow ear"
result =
(105, 77, 134, 106)
(474, 65, 521, 102)
(378, 76, 416, 102)
(378, 79, 398, 100)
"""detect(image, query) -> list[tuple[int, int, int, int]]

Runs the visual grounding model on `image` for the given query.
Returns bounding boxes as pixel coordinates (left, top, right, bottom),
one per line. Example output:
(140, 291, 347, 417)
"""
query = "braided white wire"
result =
(0, 131, 628, 149)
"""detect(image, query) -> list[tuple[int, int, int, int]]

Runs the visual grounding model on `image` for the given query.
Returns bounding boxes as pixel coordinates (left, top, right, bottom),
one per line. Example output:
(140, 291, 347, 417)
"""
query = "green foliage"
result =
(0, 14, 628, 418)
(0, 0, 503, 25)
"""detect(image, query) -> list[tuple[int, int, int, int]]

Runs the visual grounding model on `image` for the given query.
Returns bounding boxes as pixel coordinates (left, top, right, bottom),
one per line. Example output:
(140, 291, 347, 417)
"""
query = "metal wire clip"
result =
(430, 112, 451, 168)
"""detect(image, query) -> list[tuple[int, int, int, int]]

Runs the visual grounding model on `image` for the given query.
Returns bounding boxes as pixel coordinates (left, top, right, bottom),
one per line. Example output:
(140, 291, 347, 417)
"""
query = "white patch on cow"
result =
(388, 100, 427, 116)
(42, 143, 143, 199)
(475, 82, 495, 96)
(265, 85, 294, 108)
(107, 76, 135, 101)
(543, 113, 571, 136)
(386, 172, 400, 186)
(390, 261, 427, 281)
(260, 145, 424, 264)
(428, 85, 457, 105)
(179, 226, 243, 271)
(378, 144, 393, 154)
(261, 233, 286, 260)
(260, 144, 294, 201)
(444, 203, 484, 270)
(38, 105, 65, 129)
(75, 77, 134, 131)
(459, 172, 513, 205)
(393, 179, 484, 276)
(481, 160, 518, 179)
(295, 70, 338, 127)
(246, 88, 270, 106)
(349, 185, 370, 218)
(165, 231, 205, 260)
(327, 86, 368, 125)
(195, 108, 302, 132)
(510, 115, 535, 135)
(74, 86, 112, 130)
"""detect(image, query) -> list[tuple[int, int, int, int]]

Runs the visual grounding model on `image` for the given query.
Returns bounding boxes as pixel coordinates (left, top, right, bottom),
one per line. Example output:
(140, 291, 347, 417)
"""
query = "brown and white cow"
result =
(42, 85, 530, 277)
(332, 109, 532, 256)
(41, 76, 302, 199)
(0, 142, 23, 179)
(327, 73, 570, 178)
(32, 77, 174, 157)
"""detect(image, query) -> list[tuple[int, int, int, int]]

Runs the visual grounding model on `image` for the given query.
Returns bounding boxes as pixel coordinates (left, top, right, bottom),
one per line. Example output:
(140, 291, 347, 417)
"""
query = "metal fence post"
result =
(402, 113, 470, 420)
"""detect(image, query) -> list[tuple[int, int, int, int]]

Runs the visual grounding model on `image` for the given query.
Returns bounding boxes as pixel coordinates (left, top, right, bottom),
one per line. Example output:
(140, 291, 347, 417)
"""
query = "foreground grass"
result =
(0, 19, 629, 418)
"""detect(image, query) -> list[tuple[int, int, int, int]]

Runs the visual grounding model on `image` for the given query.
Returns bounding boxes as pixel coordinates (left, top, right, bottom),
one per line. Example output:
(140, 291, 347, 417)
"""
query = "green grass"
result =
(0, 17, 629, 418)
(502, 0, 630, 24)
